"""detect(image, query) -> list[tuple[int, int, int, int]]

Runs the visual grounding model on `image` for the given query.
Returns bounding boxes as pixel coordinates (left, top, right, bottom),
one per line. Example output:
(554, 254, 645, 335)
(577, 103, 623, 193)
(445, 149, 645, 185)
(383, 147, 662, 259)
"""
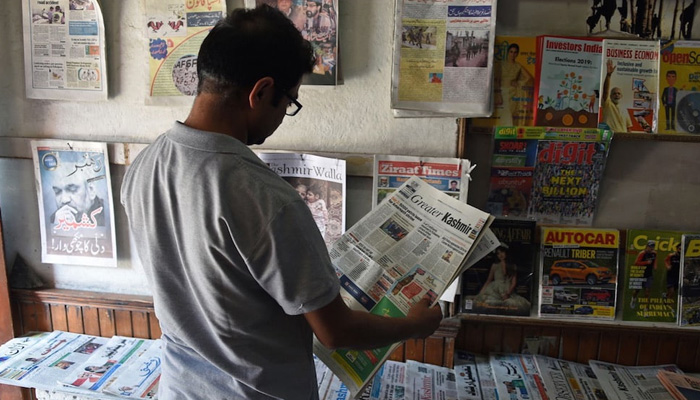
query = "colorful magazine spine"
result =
(539, 227, 619, 320)
(461, 218, 536, 316)
(534, 35, 603, 128)
(680, 234, 700, 327)
(470, 36, 537, 132)
(599, 39, 660, 133)
(622, 229, 686, 323)
(659, 40, 700, 135)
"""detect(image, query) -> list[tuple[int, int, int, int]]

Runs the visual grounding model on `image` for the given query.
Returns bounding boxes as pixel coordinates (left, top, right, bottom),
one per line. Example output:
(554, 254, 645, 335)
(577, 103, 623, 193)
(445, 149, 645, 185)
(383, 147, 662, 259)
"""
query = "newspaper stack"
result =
(313, 176, 493, 397)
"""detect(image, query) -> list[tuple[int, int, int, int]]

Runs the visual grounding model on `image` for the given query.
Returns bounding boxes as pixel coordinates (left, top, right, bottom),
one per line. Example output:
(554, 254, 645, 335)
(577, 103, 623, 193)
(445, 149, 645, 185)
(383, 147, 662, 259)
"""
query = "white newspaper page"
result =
(257, 152, 346, 247)
(0, 331, 94, 389)
(533, 355, 577, 400)
(314, 176, 491, 397)
(373, 155, 473, 206)
(589, 360, 682, 400)
(369, 361, 408, 400)
(562, 360, 608, 400)
(59, 336, 150, 392)
(489, 353, 543, 400)
(405, 360, 458, 400)
(102, 339, 161, 399)
(0, 332, 50, 370)
(440, 226, 499, 302)
(454, 350, 499, 400)
(21, 0, 108, 101)
(146, 0, 225, 105)
(31, 140, 117, 267)
(391, 0, 497, 115)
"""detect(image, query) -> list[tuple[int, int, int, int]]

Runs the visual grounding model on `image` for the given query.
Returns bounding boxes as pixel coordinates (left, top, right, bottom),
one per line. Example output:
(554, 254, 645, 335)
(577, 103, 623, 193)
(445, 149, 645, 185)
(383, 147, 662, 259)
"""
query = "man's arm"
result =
(305, 294, 443, 350)
(602, 59, 614, 103)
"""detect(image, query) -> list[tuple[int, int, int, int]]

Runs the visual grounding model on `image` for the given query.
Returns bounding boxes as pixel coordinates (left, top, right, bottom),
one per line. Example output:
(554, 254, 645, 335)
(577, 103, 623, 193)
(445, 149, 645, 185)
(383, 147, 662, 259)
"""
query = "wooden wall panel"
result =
(66, 305, 84, 334)
(597, 332, 619, 363)
(98, 308, 116, 337)
(49, 304, 68, 332)
(132, 311, 150, 339)
(576, 330, 599, 364)
(82, 307, 100, 336)
(423, 337, 444, 366)
(114, 310, 133, 337)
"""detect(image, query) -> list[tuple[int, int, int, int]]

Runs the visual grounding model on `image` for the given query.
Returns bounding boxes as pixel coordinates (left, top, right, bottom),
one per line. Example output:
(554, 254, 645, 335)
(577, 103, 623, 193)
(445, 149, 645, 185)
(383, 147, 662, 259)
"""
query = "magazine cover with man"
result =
(539, 226, 619, 320)
(460, 218, 536, 316)
(621, 229, 686, 323)
(31, 140, 117, 267)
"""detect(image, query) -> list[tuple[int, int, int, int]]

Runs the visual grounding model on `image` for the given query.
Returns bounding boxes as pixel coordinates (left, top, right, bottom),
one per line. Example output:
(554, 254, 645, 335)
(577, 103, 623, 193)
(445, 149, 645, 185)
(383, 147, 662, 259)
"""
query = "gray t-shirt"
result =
(121, 122, 340, 399)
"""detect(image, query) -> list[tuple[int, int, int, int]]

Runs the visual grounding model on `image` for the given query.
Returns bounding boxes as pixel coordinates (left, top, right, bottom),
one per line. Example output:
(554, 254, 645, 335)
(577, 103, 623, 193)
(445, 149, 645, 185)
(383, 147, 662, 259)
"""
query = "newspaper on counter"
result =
(21, 0, 108, 101)
(369, 360, 408, 400)
(313, 176, 492, 397)
(589, 360, 683, 400)
(657, 370, 700, 400)
(489, 353, 546, 400)
(0, 332, 50, 368)
(59, 336, 151, 393)
(31, 140, 118, 267)
(534, 355, 608, 400)
(0, 331, 107, 390)
(257, 152, 346, 247)
(405, 360, 458, 400)
(102, 339, 161, 399)
(391, 0, 497, 116)
(146, 0, 225, 104)
(373, 155, 473, 206)
(453, 351, 497, 400)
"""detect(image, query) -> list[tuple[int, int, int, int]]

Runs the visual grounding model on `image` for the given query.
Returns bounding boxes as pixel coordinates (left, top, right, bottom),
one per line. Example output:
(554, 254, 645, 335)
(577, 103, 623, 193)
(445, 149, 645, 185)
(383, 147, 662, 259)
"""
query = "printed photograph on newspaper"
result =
(31, 140, 117, 267)
(257, 152, 346, 247)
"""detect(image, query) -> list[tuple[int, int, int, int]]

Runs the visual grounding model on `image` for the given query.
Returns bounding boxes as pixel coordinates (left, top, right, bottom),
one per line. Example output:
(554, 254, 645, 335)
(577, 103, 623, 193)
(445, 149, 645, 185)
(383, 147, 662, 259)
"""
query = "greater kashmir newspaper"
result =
(313, 176, 493, 396)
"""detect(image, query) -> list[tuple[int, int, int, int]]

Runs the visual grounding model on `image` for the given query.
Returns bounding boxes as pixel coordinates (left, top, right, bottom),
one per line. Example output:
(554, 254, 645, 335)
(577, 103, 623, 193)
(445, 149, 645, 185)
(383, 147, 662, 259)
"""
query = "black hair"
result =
(196, 5, 315, 100)
(508, 43, 519, 54)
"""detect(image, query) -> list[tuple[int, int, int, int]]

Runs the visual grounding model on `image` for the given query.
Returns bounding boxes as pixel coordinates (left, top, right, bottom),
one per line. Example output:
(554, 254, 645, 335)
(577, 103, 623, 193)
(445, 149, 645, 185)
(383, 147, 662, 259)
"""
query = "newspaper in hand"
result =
(314, 176, 492, 397)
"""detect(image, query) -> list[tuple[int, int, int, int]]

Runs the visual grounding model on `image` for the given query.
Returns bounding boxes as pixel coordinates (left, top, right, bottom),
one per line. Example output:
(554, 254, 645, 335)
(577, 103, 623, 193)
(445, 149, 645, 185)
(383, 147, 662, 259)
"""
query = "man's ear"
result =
(248, 77, 275, 109)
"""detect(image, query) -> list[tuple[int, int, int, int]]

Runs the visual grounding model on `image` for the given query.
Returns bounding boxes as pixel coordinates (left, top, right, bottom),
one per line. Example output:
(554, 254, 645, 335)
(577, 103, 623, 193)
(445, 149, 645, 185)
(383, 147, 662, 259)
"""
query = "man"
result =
(662, 70, 679, 131)
(630, 240, 657, 311)
(448, 180, 458, 191)
(665, 243, 681, 303)
(302, 0, 331, 42)
(49, 154, 106, 227)
(276, 0, 304, 30)
(120, 6, 442, 399)
(601, 59, 633, 133)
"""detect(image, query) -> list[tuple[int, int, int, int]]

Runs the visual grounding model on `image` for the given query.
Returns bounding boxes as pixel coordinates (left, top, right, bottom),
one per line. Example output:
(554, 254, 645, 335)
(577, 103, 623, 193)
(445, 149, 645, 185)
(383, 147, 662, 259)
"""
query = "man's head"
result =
(666, 70, 677, 86)
(610, 87, 623, 104)
(195, 5, 315, 144)
(49, 153, 101, 217)
(305, 0, 321, 18)
(449, 180, 458, 189)
(646, 240, 656, 252)
(276, 0, 293, 14)
(196, 5, 314, 100)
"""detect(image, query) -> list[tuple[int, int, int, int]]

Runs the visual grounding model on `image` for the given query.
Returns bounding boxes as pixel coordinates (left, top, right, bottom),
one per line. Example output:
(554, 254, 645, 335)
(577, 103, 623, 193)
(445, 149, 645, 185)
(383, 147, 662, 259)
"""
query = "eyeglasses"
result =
(284, 92, 303, 116)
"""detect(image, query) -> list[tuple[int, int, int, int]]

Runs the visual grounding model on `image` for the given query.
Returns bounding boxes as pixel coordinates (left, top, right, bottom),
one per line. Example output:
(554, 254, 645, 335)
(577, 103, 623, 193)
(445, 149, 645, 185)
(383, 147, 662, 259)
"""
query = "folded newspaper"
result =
(313, 175, 493, 397)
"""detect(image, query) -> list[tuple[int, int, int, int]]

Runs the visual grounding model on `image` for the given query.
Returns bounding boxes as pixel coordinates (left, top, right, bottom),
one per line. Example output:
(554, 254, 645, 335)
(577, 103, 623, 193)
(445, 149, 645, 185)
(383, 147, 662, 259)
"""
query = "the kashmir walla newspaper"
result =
(314, 176, 492, 397)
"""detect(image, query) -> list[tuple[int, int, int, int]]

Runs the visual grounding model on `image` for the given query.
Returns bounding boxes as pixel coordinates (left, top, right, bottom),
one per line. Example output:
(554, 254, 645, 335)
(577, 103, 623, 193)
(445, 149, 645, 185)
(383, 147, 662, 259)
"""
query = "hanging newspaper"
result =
(373, 155, 473, 206)
(146, 0, 225, 104)
(31, 140, 117, 267)
(257, 152, 346, 248)
(391, 0, 497, 115)
(313, 176, 492, 397)
(21, 0, 108, 101)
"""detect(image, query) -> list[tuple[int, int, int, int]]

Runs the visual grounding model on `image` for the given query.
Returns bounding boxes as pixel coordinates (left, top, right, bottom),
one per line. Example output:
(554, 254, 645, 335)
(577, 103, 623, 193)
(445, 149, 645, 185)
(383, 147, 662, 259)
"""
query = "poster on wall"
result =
(30, 140, 117, 267)
(390, 0, 497, 116)
(21, 0, 108, 101)
(146, 0, 225, 104)
(247, 0, 339, 85)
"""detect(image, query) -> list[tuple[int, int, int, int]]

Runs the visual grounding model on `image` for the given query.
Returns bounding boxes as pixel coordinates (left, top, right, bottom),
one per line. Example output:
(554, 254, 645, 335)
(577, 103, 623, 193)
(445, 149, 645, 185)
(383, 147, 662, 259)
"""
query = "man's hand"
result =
(606, 59, 615, 75)
(54, 204, 79, 223)
(405, 296, 443, 339)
